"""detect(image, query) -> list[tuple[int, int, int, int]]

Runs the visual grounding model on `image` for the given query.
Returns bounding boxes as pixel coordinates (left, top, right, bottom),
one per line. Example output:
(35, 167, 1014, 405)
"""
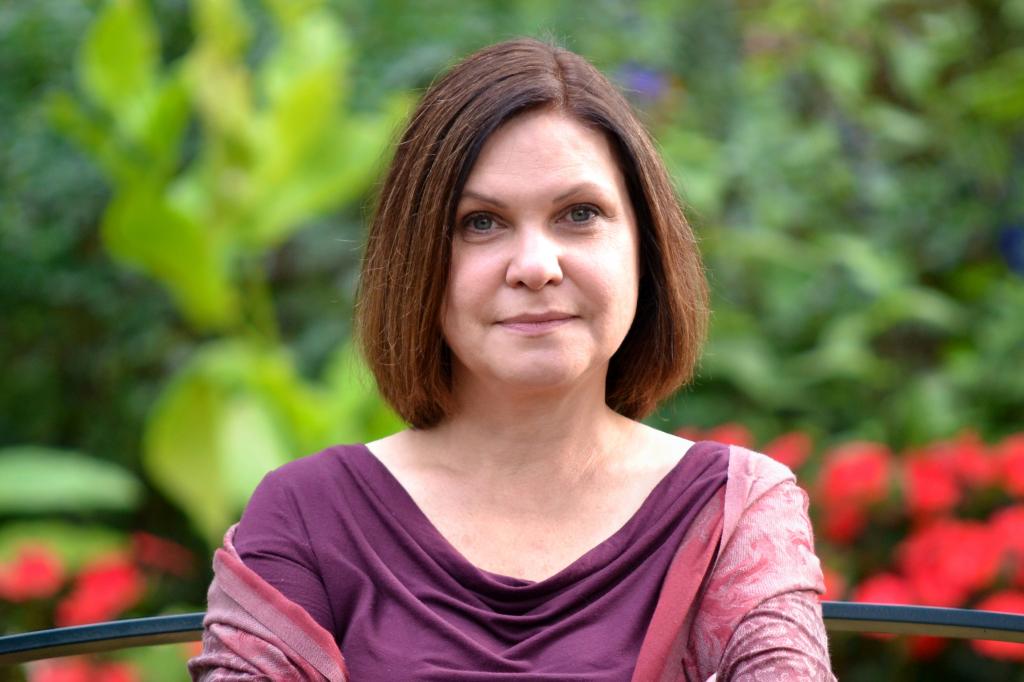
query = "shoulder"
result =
(242, 444, 367, 523)
(258, 443, 364, 491)
(722, 444, 796, 501)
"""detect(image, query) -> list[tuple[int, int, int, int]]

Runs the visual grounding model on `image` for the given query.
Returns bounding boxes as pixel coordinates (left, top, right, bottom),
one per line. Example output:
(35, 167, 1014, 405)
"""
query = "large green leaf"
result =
(78, 0, 159, 116)
(47, 91, 137, 183)
(101, 181, 238, 330)
(218, 393, 292, 507)
(144, 341, 325, 545)
(323, 343, 405, 443)
(0, 446, 142, 514)
(145, 355, 229, 545)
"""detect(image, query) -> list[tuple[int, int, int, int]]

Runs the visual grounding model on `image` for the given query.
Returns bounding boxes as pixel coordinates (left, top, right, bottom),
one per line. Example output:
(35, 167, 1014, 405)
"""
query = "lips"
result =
(500, 312, 575, 324)
(497, 311, 577, 334)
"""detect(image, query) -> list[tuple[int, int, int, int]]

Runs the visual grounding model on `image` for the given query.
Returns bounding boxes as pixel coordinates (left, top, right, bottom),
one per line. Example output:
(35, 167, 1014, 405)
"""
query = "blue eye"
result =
(465, 214, 496, 232)
(567, 205, 598, 223)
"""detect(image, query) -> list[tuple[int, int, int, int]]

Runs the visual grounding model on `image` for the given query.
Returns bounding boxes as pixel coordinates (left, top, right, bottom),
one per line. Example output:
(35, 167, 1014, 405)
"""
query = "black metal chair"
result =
(2, 602, 1024, 664)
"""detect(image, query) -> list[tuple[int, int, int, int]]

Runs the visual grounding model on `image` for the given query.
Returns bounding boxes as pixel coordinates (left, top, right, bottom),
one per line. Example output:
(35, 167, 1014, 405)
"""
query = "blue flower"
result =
(999, 225, 1024, 276)
(616, 63, 668, 103)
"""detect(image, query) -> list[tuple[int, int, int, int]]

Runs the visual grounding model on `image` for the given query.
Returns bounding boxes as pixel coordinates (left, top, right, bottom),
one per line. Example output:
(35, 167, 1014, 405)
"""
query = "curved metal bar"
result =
(0, 613, 204, 665)
(823, 602, 1024, 643)
(2, 603, 1024, 664)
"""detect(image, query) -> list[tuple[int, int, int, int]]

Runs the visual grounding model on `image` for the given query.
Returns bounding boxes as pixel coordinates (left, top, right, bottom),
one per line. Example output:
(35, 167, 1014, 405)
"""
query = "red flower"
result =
(851, 573, 945, 658)
(816, 442, 892, 543)
(970, 591, 1024, 661)
(998, 434, 1024, 497)
(948, 431, 998, 489)
(851, 573, 913, 641)
(904, 454, 960, 517)
(55, 555, 144, 627)
(704, 423, 754, 448)
(0, 544, 64, 602)
(898, 520, 1000, 607)
(853, 572, 915, 605)
(131, 532, 194, 577)
(818, 441, 892, 507)
(907, 635, 946, 660)
(763, 431, 813, 470)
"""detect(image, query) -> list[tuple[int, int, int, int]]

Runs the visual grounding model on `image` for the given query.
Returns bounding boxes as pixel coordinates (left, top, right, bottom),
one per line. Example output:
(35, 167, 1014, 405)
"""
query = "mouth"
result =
(497, 312, 577, 333)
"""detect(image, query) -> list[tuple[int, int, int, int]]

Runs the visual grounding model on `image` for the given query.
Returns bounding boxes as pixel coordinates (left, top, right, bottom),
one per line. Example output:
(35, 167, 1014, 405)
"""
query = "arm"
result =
(189, 531, 349, 682)
(691, 475, 835, 681)
(190, 466, 347, 681)
(232, 469, 336, 633)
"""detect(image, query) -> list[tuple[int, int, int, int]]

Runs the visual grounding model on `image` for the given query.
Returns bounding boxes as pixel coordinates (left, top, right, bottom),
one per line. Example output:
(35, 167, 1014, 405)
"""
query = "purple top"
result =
(234, 442, 728, 680)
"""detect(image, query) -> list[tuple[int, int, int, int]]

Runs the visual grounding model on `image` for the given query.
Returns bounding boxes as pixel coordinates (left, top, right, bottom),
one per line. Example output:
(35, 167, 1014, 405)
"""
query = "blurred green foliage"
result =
(1, 0, 1023, 679)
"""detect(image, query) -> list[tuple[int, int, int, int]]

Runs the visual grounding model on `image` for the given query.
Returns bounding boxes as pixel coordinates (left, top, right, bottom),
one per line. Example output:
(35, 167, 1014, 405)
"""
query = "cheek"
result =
(442, 250, 489, 338)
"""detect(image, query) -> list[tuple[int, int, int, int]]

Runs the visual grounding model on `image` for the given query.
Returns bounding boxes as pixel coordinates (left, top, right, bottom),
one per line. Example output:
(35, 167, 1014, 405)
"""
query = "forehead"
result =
(461, 109, 627, 197)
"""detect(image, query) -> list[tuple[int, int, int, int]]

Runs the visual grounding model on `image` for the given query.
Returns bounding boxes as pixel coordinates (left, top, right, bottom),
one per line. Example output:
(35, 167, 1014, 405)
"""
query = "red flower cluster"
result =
(971, 591, 1024, 661)
(902, 431, 1001, 518)
(677, 424, 1024, 663)
(999, 435, 1024, 496)
(0, 545, 63, 602)
(55, 554, 144, 627)
(816, 442, 892, 544)
(897, 519, 1002, 608)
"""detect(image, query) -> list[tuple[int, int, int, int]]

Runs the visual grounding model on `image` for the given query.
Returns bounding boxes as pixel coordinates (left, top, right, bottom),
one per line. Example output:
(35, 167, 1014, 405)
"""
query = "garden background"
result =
(2, 0, 1023, 679)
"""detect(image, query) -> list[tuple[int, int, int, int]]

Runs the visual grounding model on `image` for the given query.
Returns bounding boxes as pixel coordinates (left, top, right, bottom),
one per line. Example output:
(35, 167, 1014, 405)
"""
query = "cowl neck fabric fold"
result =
(237, 441, 727, 679)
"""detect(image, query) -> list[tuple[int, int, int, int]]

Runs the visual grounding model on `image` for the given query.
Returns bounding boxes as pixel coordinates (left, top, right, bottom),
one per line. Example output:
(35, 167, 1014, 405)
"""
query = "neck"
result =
(414, 377, 638, 485)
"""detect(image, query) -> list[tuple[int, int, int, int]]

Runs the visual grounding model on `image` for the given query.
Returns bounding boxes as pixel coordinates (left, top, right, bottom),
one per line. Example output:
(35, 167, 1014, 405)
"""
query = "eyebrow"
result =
(459, 182, 610, 209)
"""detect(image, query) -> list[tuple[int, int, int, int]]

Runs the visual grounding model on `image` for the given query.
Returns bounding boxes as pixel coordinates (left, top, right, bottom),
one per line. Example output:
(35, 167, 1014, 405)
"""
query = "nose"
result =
(505, 226, 563, 290)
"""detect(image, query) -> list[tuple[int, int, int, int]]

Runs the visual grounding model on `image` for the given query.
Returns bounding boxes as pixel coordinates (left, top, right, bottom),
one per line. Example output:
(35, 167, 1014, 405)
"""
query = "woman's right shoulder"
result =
(237, 444, 369, 543)
(252, 443, 368, 499)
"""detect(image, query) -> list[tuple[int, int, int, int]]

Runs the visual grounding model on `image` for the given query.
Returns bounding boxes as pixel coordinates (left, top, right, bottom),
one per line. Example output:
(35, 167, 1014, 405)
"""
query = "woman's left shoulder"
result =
(722, 443, 797, 489)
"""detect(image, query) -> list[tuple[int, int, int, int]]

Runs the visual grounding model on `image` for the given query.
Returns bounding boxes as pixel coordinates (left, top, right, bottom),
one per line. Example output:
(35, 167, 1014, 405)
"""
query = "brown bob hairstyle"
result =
(356, 38, 709, 429)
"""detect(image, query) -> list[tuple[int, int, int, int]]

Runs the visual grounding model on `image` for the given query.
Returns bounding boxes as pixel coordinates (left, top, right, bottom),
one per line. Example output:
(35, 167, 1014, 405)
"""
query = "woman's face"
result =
(442, 109, 640, 401)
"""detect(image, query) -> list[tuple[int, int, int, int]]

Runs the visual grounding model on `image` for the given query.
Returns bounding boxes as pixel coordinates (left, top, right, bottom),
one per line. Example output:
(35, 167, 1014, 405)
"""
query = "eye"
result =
(463, 213, 497, 233)
(565, 205, 599, 224)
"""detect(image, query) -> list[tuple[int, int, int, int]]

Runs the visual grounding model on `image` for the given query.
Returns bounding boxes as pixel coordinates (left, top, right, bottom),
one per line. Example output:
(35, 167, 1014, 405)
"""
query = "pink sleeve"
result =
(188, 530, 349, 682)
(688, 474, 836, 681)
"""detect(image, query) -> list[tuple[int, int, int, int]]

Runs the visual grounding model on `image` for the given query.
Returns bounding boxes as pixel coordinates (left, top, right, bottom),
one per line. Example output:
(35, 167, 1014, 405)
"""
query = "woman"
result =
(190, 38, 835, 681)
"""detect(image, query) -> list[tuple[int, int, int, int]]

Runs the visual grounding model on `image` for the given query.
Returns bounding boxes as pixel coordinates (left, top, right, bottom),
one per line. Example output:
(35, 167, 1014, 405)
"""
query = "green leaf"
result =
(133, 71, 192, 175)
(795, 313, 888, 382)
(324, 343, 404, 442)
(47, 91, 136, 183)
(144, 341, 329, 545)
(810, 43, 870, 103)
(823, 234, 909, 295)
(145, 357, 230, 545)
(192, 0, 252, 60)
(218, 393, 291, 508)
(0, 446, 142, 514)
(863, 104, 931, 149)
(954, 48, 1024, 124)
(867, 287, 964, 332)
(101, 181, 239, 330)
(78, 0, 159, 115)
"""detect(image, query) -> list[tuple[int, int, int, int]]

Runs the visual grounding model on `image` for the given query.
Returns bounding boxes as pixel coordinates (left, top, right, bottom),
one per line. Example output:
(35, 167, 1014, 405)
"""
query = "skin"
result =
(369, 109, 694, 582)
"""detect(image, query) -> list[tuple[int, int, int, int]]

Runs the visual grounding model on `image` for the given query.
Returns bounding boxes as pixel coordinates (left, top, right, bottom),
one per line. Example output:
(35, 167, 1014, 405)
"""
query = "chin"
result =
(490, 356, 600, 393)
